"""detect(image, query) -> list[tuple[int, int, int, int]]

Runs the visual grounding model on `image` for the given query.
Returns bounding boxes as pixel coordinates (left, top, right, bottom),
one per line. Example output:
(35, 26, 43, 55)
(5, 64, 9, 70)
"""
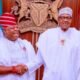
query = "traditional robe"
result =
(28, 27, 80, 80)
(0, 37, 35, 80)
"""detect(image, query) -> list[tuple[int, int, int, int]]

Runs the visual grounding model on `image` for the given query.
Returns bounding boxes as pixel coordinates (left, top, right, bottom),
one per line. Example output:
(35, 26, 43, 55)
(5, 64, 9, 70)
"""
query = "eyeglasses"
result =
(59, 16, 72, 20)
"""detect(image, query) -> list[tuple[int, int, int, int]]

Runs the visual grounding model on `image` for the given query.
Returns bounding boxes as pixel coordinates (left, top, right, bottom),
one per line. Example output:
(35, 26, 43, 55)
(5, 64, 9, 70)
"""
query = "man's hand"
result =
(12, 64, 28, 75)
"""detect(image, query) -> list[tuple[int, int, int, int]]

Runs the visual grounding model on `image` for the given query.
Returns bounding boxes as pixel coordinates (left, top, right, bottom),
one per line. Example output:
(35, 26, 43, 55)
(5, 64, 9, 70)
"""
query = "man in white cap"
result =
(26, 7, 80, 80)
(0, 12, 36, 80)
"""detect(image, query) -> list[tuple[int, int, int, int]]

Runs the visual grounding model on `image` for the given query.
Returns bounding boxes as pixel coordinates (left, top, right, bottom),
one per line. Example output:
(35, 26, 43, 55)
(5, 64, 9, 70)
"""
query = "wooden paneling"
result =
(2, 0, 80, 80)
(2, 0, 80, 29)
(2, 0, 14, 12)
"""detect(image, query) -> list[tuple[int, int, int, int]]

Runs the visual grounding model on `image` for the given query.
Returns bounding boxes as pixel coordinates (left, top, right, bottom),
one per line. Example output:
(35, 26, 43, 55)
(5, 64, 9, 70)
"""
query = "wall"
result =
(2, 0, 80, 80)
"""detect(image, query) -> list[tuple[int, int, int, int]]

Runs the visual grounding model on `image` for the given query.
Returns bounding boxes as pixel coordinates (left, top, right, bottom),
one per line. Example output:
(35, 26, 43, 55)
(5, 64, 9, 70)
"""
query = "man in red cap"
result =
(0, 12, 35, 80)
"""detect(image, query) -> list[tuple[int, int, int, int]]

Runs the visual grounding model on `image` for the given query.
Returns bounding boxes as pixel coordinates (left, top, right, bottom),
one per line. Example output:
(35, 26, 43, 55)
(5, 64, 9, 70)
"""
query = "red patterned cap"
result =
(0, 12, 16, 27)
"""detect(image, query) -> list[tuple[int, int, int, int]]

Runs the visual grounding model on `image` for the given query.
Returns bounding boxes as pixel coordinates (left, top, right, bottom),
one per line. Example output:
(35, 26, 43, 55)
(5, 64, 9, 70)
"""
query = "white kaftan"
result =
(0, 37, 36, 80)
(28, 27, 80, 80)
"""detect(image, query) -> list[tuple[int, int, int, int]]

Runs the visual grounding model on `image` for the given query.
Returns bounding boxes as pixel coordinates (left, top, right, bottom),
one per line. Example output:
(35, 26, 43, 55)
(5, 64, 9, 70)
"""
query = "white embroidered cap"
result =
(58, 7, 73, 17)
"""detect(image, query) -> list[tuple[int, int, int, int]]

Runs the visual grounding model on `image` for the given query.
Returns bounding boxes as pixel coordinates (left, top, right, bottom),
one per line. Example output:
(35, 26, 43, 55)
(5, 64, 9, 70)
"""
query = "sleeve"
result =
(75, 44, 80, 80)
(27, 32, 47, 74)
(22, 40, 36, 80)
(27, 49, 44, 75)
(22, 40, 43, 80)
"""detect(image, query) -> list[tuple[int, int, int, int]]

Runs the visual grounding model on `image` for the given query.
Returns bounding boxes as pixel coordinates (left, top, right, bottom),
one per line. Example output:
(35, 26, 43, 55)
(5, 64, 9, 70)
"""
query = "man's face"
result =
(58, 14, 72, 31)
(3, 25, 19, 41)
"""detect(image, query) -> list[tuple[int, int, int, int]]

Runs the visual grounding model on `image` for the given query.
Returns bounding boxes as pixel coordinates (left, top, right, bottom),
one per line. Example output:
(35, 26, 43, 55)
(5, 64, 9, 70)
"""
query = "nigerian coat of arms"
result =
(11, 0, 63, 33)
